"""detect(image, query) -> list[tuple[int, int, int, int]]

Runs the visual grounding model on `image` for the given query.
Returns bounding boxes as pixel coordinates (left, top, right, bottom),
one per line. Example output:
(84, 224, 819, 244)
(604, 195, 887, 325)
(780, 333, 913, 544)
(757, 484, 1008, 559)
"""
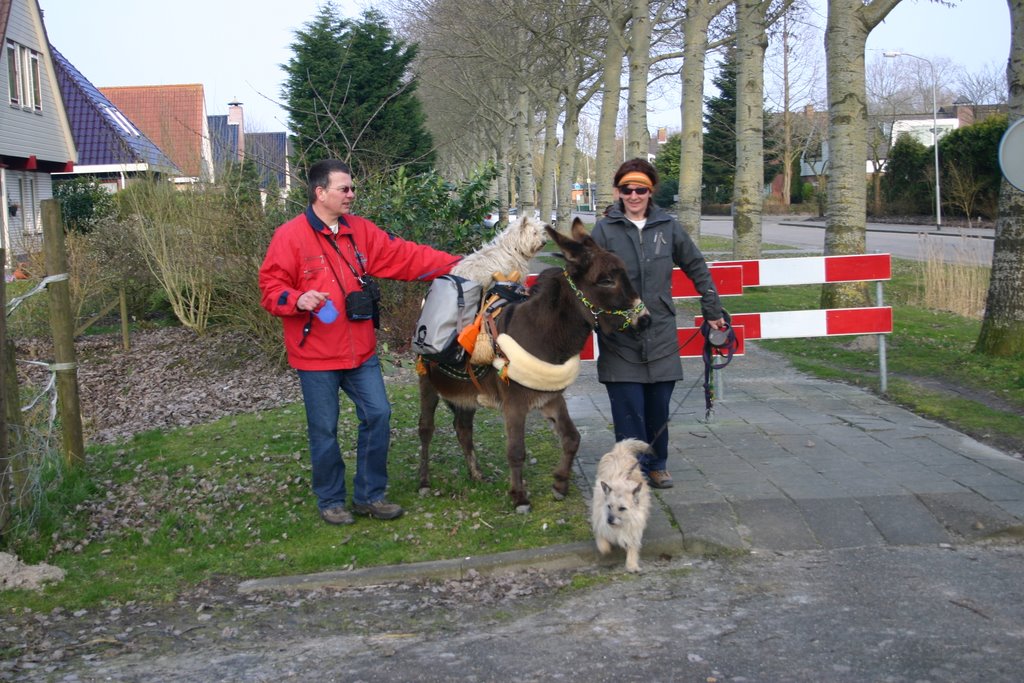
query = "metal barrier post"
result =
(877, 280, 888, 394)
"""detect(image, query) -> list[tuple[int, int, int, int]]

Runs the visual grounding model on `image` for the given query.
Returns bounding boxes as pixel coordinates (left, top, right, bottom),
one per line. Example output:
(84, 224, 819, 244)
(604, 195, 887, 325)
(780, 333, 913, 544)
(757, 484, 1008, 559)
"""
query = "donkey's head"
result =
(547, 219, 651, 334)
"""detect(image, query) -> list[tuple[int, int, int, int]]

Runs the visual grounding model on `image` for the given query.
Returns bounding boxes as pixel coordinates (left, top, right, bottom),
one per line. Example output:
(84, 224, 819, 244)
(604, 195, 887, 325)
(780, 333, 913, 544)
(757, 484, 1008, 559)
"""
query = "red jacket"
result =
(259, 208, 457, 370)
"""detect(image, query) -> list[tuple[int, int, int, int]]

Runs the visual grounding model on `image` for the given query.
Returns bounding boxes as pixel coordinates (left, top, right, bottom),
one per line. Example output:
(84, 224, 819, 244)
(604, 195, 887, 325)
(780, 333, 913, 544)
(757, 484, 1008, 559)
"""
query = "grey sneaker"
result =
(320, 505, 355, 525)
(353, 498, 404, 520)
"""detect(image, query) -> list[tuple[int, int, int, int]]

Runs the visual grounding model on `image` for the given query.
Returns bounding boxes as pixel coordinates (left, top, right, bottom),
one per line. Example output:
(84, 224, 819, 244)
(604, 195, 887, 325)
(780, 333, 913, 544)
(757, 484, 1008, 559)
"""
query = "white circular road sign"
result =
(999, 117, 1024, 191)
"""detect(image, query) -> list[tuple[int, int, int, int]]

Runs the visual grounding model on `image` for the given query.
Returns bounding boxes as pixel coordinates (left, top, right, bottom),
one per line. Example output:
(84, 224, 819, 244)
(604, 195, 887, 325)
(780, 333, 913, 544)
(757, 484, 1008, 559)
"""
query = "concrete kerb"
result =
(237, 492, 700, 594)
(776, 219, 995, 240)
(236, 535, 678, 594)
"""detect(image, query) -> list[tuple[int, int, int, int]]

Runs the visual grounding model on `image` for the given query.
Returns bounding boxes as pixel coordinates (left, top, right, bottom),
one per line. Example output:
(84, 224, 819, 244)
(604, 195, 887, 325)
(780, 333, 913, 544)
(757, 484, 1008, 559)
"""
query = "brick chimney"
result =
(228, 100, 245, 158)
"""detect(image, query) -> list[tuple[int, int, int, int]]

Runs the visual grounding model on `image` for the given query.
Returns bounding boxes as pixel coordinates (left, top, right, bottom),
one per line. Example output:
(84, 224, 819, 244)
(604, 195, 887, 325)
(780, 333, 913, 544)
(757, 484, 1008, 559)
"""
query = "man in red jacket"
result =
(259, 159, 458, 525)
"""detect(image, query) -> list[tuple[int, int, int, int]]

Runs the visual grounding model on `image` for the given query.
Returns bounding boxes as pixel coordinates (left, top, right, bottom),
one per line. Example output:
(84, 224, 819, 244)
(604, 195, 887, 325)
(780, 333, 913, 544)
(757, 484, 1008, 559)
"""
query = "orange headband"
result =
(618, 171, 654, 189)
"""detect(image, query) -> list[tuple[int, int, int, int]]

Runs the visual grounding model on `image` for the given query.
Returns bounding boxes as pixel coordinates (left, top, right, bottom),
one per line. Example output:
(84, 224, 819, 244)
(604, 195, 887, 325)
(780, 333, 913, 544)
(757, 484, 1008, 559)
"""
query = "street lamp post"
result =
(884, 51, 942, 230)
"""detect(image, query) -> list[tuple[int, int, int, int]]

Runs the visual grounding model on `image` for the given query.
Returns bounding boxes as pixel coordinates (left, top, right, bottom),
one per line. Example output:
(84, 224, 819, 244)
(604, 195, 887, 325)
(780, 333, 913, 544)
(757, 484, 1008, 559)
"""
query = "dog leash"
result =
(633, 316, 733, 454)
(700, 310, 737, 420)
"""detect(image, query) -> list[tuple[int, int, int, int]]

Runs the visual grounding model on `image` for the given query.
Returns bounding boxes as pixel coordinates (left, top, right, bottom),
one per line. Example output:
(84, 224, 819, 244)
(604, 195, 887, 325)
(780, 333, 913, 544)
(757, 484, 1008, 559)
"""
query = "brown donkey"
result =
(418, 219, 651, 512)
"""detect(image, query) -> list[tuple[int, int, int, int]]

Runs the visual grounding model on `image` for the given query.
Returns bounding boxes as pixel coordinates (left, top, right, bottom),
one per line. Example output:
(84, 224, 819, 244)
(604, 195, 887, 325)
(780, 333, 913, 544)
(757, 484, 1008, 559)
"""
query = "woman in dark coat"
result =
(590, 158, 726, 488)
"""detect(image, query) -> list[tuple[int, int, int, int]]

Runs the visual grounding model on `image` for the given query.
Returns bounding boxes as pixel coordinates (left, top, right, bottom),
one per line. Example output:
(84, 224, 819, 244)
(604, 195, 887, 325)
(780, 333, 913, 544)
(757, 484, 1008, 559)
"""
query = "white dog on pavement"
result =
(591, 438, 652, 573)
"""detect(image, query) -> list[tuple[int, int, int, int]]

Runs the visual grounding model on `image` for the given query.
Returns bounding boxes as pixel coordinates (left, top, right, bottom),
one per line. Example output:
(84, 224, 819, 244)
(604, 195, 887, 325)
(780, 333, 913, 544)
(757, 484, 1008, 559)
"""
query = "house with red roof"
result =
(1, 0, 76, 264)
(101, 83, 214, 184)
(49, 45, 179, 191)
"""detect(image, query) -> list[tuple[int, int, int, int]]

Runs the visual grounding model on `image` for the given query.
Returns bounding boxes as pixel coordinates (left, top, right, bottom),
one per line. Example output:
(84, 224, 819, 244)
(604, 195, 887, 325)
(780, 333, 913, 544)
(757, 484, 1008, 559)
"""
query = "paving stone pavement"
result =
(566, 342, 1024, 558)
(241, 341, 1024, 594)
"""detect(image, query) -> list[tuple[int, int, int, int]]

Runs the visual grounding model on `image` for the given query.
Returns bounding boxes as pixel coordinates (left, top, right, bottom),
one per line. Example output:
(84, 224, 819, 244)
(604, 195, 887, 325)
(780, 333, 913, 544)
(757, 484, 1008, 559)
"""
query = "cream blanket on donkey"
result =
(492, 333, 581, 391)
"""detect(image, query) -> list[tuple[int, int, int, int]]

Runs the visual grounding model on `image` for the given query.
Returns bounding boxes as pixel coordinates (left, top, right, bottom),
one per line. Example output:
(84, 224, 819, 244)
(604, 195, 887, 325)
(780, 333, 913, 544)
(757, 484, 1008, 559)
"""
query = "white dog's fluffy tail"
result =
(595, 438, 650, 483)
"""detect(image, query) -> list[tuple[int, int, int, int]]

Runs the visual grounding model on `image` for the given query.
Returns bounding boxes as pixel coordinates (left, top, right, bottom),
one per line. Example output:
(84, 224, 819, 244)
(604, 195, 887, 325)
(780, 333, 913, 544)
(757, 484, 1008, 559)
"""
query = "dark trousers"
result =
(603, 380, 675, 472)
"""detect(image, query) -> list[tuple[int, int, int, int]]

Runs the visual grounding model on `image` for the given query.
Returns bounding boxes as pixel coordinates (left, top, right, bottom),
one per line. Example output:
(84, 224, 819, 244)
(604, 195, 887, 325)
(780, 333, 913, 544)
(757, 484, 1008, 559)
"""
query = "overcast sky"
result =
(40, 0, 1011, 134)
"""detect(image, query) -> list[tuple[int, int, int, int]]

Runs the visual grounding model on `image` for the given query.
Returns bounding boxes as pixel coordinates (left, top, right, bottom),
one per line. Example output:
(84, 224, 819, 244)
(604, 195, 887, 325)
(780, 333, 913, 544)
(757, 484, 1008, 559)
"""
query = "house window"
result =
(28, 50, 41, 111)
(103, 105, 140, 137)
(6, 41, 19, 106)
(6, 41, 42, 111)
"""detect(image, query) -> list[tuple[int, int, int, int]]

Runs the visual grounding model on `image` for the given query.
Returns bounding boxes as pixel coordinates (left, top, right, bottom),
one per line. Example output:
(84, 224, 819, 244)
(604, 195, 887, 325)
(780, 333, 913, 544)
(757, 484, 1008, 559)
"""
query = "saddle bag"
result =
(412, 274, 483, 365)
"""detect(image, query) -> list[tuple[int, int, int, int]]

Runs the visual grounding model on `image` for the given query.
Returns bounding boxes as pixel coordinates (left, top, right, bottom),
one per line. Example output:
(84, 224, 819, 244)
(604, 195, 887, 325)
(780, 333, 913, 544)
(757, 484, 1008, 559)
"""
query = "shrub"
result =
(336, 164, 500, 351)
(882, 134, 932, 215)
(53, 177, 117, 234)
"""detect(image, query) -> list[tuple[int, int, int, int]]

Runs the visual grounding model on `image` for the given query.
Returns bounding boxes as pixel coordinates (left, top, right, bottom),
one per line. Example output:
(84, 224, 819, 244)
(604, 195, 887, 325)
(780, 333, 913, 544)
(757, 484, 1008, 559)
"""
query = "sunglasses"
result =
(327, 185, 357, 194)
(618, 186, 650, 196)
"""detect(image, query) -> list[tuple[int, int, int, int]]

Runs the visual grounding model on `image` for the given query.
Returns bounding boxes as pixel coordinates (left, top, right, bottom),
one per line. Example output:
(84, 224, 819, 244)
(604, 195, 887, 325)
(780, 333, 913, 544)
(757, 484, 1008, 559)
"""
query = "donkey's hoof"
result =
(551, 486, 566, 501)
(418, 486, 432, 497)
(515, 503, 532, 515)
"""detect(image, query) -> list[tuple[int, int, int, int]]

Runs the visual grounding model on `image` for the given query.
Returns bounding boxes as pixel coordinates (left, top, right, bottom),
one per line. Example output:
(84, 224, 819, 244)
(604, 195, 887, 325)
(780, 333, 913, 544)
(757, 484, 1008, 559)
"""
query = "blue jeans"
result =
(297, 355, 392, 510)
(604, 381, 675, 472)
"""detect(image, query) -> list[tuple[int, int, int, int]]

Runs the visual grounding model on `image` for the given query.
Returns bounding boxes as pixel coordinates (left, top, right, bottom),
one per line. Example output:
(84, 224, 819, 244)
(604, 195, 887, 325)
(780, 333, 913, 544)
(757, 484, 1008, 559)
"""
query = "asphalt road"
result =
(67, 543, 1024, 682)
(698, 215, 994, 265)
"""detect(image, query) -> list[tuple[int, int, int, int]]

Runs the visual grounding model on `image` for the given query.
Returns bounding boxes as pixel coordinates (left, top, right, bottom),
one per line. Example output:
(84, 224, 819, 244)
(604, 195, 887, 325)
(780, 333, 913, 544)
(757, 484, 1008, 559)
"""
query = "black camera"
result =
(345, 290, 375, 321)
(359, 276, 381, 305)
(345, 276, 382, 326)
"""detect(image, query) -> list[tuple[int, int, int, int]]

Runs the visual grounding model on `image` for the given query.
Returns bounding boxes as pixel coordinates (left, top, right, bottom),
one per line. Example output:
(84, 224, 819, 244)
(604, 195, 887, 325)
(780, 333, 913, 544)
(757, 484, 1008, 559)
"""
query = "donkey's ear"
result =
(548, 219, 596, 266)
(570, 217, 588, 241)
(546, 226, 580, 260)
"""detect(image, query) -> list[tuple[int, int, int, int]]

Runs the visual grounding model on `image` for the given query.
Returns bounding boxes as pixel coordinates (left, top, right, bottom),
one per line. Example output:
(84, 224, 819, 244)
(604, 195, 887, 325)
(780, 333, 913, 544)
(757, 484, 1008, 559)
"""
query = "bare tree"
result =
(392, 0, 518, 178)
(955, 60, 1010, 106)
(676, 0, 733, 235)
(821, 0, 903, 309)
(764, 2, 826, 210)
(626, 0, 654, 158)
(594, 1, 632, 209)
(944, 164, 987, 228)
(976, 0, 1024, 357)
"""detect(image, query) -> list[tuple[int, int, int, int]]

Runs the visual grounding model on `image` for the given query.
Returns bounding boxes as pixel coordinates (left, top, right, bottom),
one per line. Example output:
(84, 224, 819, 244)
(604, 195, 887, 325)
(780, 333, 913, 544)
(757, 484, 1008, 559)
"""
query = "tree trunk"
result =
(539, 96, 560, 226)
(780, 11, 793, 207)
(821, 0, 902, 308)
(626, 0, 652, 158)
(733, 0, 769, 259)
(513, 88, 536, 213)
(976, 0, 1024, 356)
(677, 3, 720, 237)
(557, 98, 582, 230)
(596, 11, 629, 209)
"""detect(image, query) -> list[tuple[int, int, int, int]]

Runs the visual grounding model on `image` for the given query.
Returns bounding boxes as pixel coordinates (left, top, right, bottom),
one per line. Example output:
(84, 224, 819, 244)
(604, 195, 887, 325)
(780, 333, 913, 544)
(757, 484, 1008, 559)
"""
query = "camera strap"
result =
(306, 208, 368, 285)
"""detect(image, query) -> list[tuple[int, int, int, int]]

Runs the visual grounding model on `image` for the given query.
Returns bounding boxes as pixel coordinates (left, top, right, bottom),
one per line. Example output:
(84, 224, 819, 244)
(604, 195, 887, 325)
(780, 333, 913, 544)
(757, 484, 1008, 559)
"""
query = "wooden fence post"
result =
(41, 199, 85, 467)
(1, 246, 9, 533)
(120, 286, 130, 351)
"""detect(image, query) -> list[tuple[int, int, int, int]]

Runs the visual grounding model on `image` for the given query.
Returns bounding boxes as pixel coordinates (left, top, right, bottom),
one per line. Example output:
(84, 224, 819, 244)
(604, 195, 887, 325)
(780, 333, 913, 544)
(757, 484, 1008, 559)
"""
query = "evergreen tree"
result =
(220, 159, 264, 214)
(939, 114, 1008, 219)
(653, 133, 681, 208)
(882, 134, 931, 214)
(282, 5, 435, 180)
(702, 51, 737, 205)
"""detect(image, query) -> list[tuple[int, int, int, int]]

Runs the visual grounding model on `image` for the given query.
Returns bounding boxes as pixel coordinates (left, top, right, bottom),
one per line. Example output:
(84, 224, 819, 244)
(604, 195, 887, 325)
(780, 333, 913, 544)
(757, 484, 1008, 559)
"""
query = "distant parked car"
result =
(506, 207, 557, 223)
(483, 211, 500, 229)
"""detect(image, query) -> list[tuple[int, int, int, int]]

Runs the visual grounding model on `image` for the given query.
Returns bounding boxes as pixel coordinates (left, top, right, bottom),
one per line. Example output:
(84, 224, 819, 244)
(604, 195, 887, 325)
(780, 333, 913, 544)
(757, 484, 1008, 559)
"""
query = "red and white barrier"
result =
(698, 307, 892, 340)
(709, 253, 891, 288)
(529, 253, 892, 359)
